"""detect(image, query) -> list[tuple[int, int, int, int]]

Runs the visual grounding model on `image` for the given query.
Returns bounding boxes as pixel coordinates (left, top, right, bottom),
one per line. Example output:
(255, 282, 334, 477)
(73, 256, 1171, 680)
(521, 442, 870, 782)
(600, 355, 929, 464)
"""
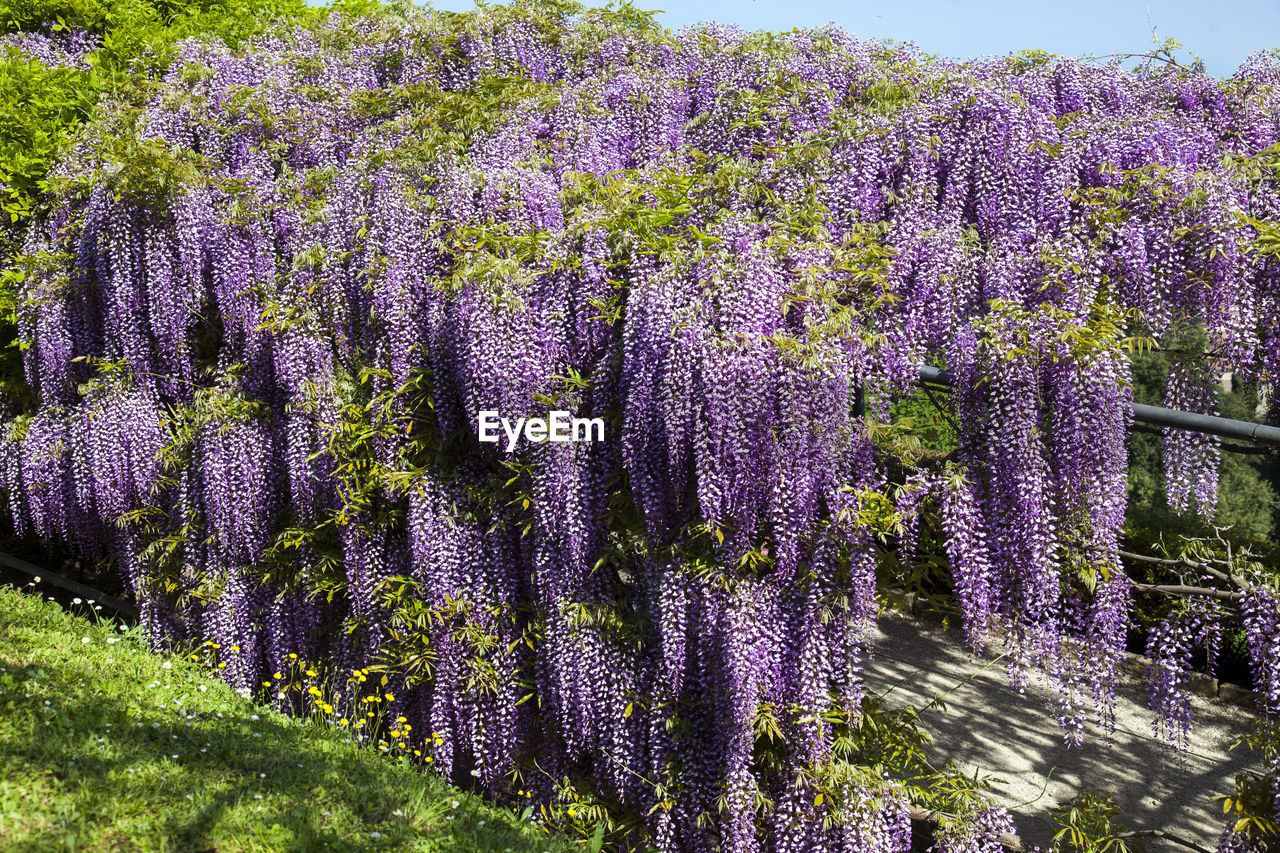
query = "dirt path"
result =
(862, 612, 1257, 850)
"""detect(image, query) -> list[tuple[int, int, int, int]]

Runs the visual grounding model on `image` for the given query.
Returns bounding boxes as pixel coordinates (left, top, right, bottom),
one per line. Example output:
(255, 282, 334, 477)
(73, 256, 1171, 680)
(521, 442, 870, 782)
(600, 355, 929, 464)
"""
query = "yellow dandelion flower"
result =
(288, 653, 297, 660)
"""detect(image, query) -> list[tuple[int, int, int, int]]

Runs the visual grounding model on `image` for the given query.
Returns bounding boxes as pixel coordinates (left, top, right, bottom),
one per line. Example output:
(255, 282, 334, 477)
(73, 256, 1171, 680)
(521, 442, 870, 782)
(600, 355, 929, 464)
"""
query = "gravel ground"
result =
(863, 611, 1257, 850)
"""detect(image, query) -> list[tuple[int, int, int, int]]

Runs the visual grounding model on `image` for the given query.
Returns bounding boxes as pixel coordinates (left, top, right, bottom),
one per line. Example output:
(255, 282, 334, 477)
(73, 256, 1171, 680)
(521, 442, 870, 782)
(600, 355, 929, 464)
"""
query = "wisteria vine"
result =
(4, 2, 1280, 850)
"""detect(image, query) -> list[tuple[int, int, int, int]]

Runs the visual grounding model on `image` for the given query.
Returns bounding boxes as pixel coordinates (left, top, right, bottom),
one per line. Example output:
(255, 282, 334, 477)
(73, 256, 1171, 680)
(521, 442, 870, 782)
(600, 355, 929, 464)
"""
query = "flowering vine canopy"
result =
(4, 1, 1280, 849)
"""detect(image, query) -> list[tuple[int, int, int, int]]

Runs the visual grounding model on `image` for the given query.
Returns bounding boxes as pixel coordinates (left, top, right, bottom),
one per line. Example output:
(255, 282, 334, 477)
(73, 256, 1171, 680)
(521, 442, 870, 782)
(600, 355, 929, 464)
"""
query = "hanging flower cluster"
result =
(4, 3, 1280, 849)
(0, 24, 98, 69)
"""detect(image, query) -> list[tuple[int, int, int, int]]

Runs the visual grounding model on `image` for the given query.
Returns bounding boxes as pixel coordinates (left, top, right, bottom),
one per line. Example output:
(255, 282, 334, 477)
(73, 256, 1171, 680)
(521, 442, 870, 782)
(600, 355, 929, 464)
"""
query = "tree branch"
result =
(1119, 550, 1250, 599)
(1129, 581, 1243, 602)
(1116, 828, 1215, 853)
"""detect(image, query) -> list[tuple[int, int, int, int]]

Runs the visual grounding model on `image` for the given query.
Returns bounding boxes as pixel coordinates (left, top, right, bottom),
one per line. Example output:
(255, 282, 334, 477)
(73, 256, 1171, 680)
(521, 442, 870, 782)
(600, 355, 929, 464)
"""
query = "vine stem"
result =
(1129, 580, 1243, 602)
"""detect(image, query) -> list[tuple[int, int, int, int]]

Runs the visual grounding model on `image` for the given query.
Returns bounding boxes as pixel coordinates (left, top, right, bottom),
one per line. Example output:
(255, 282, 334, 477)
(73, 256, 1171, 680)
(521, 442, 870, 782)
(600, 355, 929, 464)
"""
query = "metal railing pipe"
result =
(916, 365, 1280, 448)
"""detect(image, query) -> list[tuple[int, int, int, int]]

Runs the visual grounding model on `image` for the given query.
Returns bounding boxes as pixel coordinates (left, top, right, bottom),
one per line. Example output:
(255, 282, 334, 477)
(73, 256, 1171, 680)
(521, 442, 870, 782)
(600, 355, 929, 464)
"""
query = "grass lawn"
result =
(0, 582, 573, 853)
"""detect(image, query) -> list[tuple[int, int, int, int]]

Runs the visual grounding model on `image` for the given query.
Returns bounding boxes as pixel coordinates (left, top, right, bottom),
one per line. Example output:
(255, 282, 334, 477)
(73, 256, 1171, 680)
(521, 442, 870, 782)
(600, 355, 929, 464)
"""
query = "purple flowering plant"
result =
(3, 2, 1280, 849)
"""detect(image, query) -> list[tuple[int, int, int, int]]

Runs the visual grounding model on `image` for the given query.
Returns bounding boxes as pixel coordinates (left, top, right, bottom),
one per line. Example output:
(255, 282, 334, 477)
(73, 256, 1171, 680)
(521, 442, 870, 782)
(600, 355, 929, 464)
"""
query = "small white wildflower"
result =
(72, 598, 82, 604)
(87, 599, 95, 605)
(259, 773, 266, 778)
(198, 684, 207, 693)
(80, 637, 90, 644)
(451, 800, 459, 809)
(254, 794, 263, 800)
(250, 714, 259, 721)
(106, 638, 117, 645)
(161, 662, 171, 670)
(32, 576, 40, 583)
(370, 832, 382, 840)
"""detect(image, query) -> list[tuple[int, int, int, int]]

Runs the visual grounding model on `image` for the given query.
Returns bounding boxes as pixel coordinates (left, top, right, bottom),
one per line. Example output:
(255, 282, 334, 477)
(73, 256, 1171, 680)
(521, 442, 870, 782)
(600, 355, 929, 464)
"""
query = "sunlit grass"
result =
(0, 582, 572, 853)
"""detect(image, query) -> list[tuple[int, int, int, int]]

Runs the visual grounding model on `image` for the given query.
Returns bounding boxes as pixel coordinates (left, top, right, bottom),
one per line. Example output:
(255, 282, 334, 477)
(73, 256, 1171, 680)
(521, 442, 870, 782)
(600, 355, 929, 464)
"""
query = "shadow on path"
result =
(862, 613, 1254, 849)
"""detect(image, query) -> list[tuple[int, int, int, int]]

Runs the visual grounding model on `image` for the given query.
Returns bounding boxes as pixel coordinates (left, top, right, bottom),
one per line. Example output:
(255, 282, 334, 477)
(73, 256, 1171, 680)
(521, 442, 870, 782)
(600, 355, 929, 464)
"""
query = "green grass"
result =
(0, 583, 572, 853)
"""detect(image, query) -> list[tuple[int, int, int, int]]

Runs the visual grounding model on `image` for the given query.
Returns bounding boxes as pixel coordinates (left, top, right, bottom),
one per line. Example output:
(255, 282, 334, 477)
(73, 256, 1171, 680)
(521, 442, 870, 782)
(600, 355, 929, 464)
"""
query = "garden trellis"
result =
(3, 2, 1280, 850)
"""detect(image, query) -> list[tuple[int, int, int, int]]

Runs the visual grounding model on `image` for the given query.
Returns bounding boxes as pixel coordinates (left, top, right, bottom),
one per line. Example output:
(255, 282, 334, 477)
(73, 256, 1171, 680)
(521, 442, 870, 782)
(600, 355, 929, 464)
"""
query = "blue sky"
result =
(403, 0, 1280, 77)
